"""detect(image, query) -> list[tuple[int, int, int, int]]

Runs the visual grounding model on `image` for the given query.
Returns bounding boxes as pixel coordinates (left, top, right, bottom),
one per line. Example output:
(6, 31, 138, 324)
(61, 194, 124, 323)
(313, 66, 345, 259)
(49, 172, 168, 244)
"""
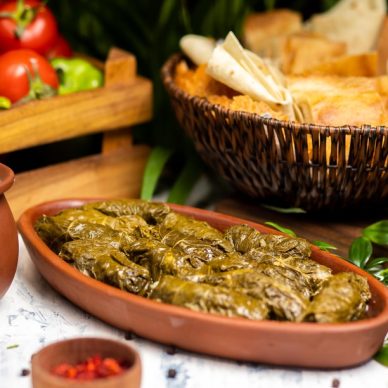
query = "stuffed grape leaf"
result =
(150, 275, 269, 320)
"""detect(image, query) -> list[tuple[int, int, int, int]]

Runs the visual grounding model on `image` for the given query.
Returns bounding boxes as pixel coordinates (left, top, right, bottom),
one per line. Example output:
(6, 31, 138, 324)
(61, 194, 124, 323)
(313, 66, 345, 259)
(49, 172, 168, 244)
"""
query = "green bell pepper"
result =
(50, 58, 104, 95)
(0, 97, 11, 109)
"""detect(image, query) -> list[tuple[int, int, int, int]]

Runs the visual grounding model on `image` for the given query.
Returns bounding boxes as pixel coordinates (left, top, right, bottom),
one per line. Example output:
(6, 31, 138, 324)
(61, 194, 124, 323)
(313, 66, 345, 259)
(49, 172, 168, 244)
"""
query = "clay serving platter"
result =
(18, 199, 388, 369)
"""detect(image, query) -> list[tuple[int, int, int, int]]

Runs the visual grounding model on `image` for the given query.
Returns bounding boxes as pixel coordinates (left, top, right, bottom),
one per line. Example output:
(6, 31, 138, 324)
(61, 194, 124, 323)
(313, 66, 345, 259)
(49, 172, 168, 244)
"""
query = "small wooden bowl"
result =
(0, 163, 18, 298)
(31, 337, 141, 388)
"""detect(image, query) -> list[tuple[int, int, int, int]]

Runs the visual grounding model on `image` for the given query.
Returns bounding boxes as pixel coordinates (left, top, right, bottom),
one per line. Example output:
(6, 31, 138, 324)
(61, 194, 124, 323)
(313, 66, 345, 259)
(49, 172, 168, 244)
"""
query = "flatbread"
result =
(306, 0, 386, 55)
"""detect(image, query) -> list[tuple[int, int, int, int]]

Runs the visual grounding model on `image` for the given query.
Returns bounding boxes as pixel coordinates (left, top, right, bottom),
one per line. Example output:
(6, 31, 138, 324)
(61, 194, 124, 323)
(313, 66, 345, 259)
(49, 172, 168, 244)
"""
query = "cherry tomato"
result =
(0, 49, 58, 103)
(0, 0, 58, 55)
(46, 35, 73, 59)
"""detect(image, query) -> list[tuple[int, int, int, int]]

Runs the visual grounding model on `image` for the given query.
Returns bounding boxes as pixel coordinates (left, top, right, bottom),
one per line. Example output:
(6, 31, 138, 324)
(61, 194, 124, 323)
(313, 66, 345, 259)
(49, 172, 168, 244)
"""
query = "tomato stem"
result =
(0, 0, 41, 39)
(15, 63, 57, 105)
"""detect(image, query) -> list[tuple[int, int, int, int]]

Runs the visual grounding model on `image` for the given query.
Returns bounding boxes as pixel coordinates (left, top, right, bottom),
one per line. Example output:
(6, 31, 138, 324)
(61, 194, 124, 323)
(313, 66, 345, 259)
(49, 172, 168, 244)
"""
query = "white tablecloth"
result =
(1, 237, 387, 388)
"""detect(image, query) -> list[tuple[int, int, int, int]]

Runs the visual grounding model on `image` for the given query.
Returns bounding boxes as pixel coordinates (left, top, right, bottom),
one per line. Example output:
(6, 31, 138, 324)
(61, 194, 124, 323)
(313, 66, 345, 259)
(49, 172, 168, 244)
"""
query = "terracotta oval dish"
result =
(31, 337, 141, 388)
(0, 163, 18, 299)
(18, 199, 388, 369)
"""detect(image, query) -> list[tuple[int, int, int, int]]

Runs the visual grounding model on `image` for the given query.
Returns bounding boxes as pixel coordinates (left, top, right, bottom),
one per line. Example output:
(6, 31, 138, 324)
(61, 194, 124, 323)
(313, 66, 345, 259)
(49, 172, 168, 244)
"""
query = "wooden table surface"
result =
(215, 196, 388, 258)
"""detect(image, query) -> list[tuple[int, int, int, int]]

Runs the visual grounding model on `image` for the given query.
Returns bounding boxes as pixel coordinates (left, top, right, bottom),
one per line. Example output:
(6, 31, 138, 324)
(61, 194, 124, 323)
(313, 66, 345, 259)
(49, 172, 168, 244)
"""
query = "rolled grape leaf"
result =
(224, 225, 264, 253)
(59, 239, 150, 295)
(254, 263, 312, 299)
(224, 224, 311, 257)
(159, 212, 233, 252)
(200, 269, 309, 321)
(161, 229, 225, 267)
(208, 252, 259, 272)
(124, 238, 213, 281)
(150, 275, 269, 320)
(35, 208, 111, 252)
(84, 199, 170, 224)
(302, 272, 371, 323)
(244, 248, 332, 296)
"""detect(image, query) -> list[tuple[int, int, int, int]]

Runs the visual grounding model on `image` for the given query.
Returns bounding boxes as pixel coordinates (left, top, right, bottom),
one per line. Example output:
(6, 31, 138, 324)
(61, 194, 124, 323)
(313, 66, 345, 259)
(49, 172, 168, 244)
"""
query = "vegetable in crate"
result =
(50, 57, 104, 95)
(46, 35, 73, 59)
(0, 0, 58, 55)
(0, 49, 58, 104)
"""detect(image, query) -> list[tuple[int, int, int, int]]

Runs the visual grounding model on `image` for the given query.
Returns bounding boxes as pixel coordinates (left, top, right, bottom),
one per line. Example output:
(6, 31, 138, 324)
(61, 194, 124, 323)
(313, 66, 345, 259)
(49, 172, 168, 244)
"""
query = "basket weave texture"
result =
(162, 54, 388, 211)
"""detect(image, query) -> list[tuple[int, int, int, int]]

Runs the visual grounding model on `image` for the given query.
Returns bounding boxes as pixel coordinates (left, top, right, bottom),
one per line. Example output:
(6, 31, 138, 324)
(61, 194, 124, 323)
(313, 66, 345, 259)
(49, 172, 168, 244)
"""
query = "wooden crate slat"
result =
(0, 77, 152, 154)
(8, 145, 150, 219)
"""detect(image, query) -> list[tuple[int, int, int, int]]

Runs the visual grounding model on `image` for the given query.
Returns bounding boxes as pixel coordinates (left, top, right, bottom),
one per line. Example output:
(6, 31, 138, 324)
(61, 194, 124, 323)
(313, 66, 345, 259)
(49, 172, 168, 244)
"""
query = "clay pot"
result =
(31, 337, 142, 388)
(0, 163, 18, 298)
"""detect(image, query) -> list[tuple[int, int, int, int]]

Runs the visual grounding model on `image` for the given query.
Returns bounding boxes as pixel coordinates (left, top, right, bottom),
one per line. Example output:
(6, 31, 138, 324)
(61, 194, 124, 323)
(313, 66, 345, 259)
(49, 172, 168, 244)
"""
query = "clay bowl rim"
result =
(17, 197, 388, 334)
(0, 163, 15, 194)
(31, 336, 141, 387)
(161, 53, 388, 136)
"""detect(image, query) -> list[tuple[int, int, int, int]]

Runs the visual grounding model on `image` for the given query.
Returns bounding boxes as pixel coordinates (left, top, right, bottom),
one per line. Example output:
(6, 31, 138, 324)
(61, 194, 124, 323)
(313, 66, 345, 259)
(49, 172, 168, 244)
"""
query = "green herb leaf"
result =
(374, 343, 388, 366)
(363, 220, 388, 246)
(140, 146, 173, 201)
(6, 344, 19, 349)
(313, 241, 337, 252)
(348, 237, 373, 268)
(370, 268, 388, 285)
(264, 222, 297, 237)
(365, 257, 388, 270)
(167, 155, 202, 204)
(261, 204, 306, 214)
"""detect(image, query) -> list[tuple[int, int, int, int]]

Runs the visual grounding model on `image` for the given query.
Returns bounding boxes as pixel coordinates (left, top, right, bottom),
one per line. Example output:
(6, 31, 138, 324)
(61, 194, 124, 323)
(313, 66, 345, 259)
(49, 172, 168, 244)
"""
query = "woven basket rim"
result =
(161, 53, 388, 135)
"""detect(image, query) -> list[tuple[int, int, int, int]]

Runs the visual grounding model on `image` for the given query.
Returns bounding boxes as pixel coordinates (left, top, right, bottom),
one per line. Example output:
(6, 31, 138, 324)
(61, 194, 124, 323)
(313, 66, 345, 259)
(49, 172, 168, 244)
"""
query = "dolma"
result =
(302, 272, 371, 323)
(225, 225, 311, 258)
(160, 212, 233, 252)
(150, 275, 269, 320)
(124, 238, 212, 281)
(35, 208, 108, 251)
(224, 225, 265, 254)
(207, 252, 259, 272)
(248, 253, 332, 296)
(201, 269, 308, 321)
(161, 229, 225, 267)
(59, 239, 150, 295)
(254, 263, 312, 299)
(84, 199, 170, 224)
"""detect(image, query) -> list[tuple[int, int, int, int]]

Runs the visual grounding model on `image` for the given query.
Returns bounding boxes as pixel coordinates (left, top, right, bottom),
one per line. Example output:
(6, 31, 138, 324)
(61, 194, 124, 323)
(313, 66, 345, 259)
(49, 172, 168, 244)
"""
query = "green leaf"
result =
(261, 204, 306, 214)
(264, 222, 297, 237)
(141, 146, 173, 201)
(363, 221, 388, 246)
(157, 0, 177, 31)
(370, 268, 388, 285)
(348, 237, 373, 268)
(374, 343, 388, 366)
(6, 344, 19, 349)
(167, 155, 202, 204)
(365, 257, 388, 270)
(313, 241, 337, 252)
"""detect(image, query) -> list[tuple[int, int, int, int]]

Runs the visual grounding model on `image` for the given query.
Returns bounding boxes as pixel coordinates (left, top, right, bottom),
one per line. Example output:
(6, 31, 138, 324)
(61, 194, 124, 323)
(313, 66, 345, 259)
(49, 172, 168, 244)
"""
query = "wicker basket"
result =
(162, 54, 388, 211)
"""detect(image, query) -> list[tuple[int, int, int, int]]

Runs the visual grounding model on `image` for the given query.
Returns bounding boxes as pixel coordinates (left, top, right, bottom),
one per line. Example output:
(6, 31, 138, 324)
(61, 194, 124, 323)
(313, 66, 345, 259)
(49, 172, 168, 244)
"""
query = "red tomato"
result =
(0, 0, 58, 55)
(46, 35, 73, 59)
(0, 49, 59, 103)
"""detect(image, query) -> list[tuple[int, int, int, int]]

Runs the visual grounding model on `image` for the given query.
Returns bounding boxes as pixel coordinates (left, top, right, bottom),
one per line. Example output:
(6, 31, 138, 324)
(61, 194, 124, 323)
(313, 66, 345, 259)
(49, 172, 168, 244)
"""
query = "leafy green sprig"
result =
(348, 221, 388, 286)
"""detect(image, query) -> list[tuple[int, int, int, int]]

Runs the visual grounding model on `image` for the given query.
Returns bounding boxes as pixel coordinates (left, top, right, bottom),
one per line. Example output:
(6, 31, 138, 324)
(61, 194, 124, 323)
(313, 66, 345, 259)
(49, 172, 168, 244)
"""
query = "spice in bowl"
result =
(51, 354, 130, 381)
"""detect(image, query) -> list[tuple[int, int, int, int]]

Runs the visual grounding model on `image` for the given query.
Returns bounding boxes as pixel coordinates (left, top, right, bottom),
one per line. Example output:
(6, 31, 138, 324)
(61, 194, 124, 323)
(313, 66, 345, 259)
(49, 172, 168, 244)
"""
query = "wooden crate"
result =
(3, 48, 152, 218)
